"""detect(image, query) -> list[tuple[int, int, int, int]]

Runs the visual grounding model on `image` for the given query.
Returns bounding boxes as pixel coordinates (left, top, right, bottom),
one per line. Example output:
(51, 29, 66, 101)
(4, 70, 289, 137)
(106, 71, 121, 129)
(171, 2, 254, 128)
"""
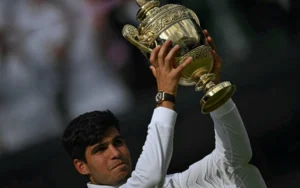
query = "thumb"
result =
(150, 66, 157, 78)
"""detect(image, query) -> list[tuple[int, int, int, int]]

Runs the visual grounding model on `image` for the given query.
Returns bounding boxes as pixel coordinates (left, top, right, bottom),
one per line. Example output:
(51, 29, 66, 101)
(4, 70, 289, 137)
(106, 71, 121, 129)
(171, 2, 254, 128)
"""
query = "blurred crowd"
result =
(0, 0, 145, 156)
(0, 0, 299, 158)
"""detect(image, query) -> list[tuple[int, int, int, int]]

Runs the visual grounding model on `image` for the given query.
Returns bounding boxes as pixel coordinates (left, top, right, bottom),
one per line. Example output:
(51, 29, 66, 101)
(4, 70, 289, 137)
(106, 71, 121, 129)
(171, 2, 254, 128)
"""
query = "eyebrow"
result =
(114, 135, 124, 141)
(91, 143, 106, 155)
(91, 135, 124, 155)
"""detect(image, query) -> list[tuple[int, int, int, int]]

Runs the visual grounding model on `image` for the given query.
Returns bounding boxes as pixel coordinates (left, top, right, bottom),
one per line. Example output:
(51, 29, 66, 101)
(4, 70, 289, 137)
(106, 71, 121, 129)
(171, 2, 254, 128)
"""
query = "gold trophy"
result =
(122, 0, 236, 113)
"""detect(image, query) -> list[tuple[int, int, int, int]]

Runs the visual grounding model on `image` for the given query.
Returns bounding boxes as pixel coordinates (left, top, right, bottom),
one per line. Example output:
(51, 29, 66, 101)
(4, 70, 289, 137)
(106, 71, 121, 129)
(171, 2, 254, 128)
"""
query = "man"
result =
(62, 30, 267, 187)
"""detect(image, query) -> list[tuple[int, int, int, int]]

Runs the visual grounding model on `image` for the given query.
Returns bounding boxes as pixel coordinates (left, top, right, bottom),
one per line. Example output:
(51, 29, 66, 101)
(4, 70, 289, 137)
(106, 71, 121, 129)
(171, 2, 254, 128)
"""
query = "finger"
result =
(149, 65, 157, 78)
(211, 50, 222, 83)
(174, 57, 193, 74)
(202, 29, 217, 51)
(202, 29, 209, 44)
(172, 60, 177, 69)
(212, 50, 222, 68)
(211, 50, 222, 78)
(207, 36, 217, 51)
(165, 44, 180, 70)
(203, 29, 209, 38)
(149, 45, 161, 68)
(158, 40, 172, 67)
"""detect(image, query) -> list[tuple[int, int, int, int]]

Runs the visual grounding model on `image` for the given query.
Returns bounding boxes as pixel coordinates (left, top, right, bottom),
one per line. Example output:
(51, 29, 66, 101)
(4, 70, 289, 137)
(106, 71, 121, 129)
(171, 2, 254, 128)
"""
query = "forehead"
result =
(91, 127, 121, 147)
(85, 127, 121, 155)
(101, 127, 121, 142)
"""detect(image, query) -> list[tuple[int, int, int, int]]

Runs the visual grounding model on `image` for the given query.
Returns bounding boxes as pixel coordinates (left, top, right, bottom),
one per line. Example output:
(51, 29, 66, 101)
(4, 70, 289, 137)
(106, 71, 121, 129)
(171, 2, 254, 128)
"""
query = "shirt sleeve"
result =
(210, 98, 252, 166)
(121, 107, 177, 188)
(162, 99, 267, 187)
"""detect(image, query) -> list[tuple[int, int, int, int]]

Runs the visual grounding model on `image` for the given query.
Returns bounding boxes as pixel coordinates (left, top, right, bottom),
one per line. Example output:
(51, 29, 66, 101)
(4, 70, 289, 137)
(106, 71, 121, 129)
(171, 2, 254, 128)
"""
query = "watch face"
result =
(155, 92, 163, 103)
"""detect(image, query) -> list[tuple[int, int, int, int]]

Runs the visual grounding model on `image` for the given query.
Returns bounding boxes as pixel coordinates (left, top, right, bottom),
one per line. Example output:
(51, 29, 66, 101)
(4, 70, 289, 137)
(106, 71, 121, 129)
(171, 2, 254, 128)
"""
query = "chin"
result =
(119, 170, 130, 178)
(115, 170, 131, 182)
(112, 164, 132, 184)
(112, 175, 128, 186)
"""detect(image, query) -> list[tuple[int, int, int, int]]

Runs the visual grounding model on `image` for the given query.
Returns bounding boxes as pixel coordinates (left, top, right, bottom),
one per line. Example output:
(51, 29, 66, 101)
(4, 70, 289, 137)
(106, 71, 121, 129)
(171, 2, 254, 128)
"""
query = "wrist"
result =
(157, 88, 177, 97)
(158, 84, 178, 96)
(156, 101, 175, 110)
(155, 90, 176, 109)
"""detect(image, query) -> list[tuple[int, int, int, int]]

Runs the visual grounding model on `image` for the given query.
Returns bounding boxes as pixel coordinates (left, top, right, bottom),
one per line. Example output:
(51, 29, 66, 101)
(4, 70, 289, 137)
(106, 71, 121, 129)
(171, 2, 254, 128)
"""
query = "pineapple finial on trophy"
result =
(136, 0, 149, 7)
(136, 0, 160, 21)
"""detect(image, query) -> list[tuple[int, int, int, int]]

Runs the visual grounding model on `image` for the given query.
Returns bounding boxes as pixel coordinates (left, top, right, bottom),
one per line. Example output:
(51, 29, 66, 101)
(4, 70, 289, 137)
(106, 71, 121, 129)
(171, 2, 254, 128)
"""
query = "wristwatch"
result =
(155, 90, 176, 104)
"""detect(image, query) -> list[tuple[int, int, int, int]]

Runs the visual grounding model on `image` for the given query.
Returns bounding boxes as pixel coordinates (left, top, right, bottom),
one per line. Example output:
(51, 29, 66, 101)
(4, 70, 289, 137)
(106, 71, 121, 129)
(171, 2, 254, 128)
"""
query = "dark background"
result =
(1, 0, 300, 187)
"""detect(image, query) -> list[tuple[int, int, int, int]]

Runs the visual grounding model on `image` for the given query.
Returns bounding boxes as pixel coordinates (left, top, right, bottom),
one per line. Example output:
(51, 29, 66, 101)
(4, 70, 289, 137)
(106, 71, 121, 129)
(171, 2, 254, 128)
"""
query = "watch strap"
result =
(162, 92, 175, 103)
(156, 90, 176, 104)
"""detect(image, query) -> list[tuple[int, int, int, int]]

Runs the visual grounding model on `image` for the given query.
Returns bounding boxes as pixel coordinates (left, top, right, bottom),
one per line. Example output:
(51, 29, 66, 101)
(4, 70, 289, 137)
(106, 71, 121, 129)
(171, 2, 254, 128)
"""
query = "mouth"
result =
(112, 162, 127, 170)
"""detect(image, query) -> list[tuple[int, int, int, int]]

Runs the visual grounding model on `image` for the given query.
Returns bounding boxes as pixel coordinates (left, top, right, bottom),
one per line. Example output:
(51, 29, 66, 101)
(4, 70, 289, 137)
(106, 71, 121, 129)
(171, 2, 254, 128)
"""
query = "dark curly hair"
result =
(62, 110, 120, 162)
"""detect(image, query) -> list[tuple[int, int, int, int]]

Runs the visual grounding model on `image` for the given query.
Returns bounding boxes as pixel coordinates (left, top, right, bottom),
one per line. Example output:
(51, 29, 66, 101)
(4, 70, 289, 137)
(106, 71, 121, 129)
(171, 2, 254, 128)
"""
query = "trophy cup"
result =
(122, 0, 236, 113)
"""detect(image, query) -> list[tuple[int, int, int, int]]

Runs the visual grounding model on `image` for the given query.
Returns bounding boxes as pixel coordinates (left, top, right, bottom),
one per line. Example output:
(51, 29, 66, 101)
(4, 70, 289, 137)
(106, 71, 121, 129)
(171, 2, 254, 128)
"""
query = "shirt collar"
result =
(87, 182, 120, 188)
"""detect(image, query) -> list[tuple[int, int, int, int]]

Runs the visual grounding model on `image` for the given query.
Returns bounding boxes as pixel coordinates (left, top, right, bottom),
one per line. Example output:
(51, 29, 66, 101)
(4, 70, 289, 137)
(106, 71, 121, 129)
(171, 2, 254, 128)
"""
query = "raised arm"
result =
(162, 30, 266, 187)
(123, 41, 192, 187)
(210, 99, 252, 166)
(124, 107, 177, 188)
(211, 99, 266, 187)
(163, 99, 266, 187)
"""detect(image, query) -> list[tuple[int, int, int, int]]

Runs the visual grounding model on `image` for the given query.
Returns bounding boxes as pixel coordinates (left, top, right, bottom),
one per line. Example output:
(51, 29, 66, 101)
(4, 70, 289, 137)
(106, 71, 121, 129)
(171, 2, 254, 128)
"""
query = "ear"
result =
(74, 159, 90, 175)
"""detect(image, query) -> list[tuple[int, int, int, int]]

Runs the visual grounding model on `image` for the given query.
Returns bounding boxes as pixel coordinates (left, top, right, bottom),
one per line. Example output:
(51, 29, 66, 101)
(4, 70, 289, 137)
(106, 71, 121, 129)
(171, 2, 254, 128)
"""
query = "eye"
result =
(94, 146, 107, 153)
(113, 138, 124, 147)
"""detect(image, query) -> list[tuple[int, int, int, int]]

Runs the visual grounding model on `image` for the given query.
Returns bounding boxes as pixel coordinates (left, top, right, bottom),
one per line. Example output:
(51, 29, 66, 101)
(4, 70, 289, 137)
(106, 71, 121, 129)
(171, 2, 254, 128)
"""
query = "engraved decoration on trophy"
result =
(122, 0, 236, 113)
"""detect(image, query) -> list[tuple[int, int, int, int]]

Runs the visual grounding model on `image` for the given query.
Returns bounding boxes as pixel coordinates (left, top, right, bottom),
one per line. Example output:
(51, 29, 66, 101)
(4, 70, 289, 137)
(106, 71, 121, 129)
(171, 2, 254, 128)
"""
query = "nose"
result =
(108, 145, 122, 159)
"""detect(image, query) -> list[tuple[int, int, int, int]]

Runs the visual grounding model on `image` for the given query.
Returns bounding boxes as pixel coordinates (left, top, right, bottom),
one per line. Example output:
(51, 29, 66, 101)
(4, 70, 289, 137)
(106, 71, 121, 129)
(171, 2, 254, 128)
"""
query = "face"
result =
(74, 127, 132, 185)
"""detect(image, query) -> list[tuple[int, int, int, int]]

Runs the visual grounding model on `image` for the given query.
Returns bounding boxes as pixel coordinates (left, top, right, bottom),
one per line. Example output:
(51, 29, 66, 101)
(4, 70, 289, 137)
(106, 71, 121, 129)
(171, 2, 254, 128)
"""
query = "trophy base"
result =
(200, 81, 236, 114)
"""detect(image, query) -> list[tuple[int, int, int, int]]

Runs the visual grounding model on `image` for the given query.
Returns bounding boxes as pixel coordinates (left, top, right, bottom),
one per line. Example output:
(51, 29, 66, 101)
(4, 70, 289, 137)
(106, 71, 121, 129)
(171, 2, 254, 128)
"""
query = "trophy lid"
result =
(136, 0, 149, 7)
(136, 0, 160, 22)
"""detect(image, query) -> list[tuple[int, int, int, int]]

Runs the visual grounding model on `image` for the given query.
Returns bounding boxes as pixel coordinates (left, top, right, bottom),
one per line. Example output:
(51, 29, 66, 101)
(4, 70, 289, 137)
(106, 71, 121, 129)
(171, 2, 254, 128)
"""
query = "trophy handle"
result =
(188, 9, 200, 26)
(122, 24, 152, 54)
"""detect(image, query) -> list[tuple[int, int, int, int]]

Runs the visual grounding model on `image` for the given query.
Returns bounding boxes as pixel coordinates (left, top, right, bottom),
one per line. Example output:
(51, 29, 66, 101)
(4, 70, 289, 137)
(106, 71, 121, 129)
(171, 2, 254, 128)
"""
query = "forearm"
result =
(125, 107, 177, 188)
(163, 100, 255, 187)
(210, 99, 252, 167)
(157, 101, 175, 110)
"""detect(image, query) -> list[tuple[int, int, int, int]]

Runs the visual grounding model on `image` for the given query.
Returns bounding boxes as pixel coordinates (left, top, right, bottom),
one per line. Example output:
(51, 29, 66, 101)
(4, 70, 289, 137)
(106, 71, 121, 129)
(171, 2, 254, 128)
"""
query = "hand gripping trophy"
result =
(122, 0, 236, 113)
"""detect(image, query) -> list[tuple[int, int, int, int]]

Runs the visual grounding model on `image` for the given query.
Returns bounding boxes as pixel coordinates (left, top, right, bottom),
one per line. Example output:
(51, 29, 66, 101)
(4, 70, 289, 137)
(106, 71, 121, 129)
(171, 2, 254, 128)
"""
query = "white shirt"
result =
(87, 99, 267, 188)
